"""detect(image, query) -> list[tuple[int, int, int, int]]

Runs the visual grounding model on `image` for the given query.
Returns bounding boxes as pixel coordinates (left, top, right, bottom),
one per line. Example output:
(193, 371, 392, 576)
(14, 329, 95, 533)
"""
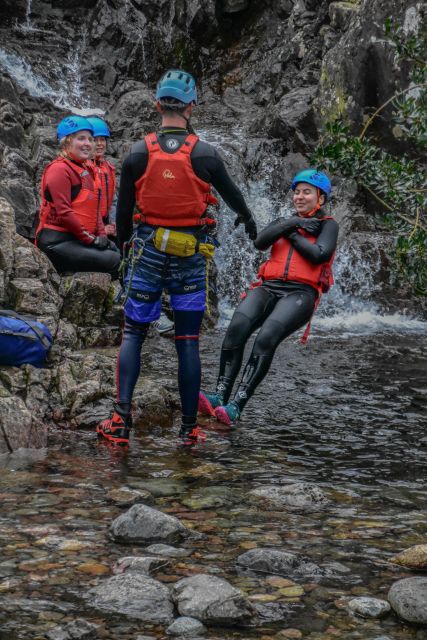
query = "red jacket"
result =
(135, 133, 214, 227)
(94, 158, 116, 222)
(258, 222, 335, 293)
(36, 157, 104, 245)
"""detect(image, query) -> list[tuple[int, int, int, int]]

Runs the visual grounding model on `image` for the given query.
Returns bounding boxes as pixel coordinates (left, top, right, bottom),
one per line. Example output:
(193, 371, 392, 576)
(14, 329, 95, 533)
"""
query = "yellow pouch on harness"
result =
(153, 227, 215, 260)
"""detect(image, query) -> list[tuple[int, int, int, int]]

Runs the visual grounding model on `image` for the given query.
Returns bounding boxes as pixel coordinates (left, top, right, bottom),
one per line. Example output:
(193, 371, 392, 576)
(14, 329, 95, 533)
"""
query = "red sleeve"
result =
(45, 163, 95, 245)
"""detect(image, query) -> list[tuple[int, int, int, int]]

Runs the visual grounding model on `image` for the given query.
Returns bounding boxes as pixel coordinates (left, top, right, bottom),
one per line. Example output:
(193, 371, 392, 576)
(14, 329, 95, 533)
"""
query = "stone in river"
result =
(87, 573, 174, 623)
(109, 504, 193, 544)
(346, 596, 391, 618)
(388, 577, 427, 624)
(166, 616, 207, 636)
(172, 574, 253, 625)
(390, 544, 427, 569)
(236, 548, 324, 577)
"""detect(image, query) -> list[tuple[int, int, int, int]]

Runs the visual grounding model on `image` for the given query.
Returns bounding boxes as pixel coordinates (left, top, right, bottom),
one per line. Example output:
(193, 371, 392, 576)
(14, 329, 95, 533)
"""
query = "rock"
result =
(388, 577, 427, 624)
(249, 483, 329, 510)
(390, 544, 427, 569)
(107, 486, 155, 507)
(222, 0, 249, 12)
(87, 573, 174, 623)
(172, 574, 253, 625)
(146, 544, 192, 558)
(60, 273, 112, 326)
(346, 596, 391, 619)
(45, 618, 98, 640)
(0, 395, 47, 454)
(236, 548, 324, 578)
(267, 86, 317, 152)
(113, 555, 170, 575)
(109, 504, 192, 545)
(166, 616, 207, 637)
(329, 2, 358, 31)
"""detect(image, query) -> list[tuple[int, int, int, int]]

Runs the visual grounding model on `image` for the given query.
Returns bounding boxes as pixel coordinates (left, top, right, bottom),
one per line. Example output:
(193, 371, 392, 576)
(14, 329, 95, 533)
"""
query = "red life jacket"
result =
(95, 158, 116, 222)
(257, 217, 335, 293)
(134, 133, 216, 227)
(36, 157, 100, 237)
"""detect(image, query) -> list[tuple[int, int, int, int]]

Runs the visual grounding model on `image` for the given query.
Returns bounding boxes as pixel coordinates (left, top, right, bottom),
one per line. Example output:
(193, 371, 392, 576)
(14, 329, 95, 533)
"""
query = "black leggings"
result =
(215, 283, 317, 412)
(38, 229, 120, 279)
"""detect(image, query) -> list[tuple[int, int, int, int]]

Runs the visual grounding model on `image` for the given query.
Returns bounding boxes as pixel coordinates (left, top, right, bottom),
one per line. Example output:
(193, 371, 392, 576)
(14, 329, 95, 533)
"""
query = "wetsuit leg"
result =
(38, 233, 120, 279)
(231, 288, 317, 413)
(215, 286, 275, 403)
(174, 310, 204, 426)
(116, 316, 150, 414)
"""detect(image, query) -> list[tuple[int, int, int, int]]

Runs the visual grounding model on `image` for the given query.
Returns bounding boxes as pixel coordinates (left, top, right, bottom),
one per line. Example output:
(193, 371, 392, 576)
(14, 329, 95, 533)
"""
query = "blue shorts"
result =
(124, 225, 208, 323)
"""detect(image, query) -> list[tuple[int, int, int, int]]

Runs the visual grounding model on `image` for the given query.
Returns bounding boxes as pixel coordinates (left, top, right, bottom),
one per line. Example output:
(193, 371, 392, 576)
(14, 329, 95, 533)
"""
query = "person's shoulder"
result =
(192, 137, 218, 159)
(129, 138, 149, 155)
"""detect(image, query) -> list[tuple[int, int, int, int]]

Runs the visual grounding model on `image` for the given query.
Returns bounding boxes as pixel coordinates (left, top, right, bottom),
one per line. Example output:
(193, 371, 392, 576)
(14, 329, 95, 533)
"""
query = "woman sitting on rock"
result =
(35, 115, 120, 278)
(199, 169, 339, 424)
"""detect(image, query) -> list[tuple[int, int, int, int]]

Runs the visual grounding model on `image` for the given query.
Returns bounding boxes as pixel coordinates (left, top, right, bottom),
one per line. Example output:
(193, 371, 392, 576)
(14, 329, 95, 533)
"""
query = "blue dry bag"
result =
(0, 310, 52, 368)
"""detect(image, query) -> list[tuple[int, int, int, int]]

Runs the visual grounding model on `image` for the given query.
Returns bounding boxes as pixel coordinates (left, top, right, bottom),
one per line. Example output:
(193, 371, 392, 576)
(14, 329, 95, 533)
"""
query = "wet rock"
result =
(88, 573, 174, 623)
(388, 577, 427, 624)
(146, 544, 192, 558)
(253, 601, 300, 622)
(59, 273, 112, 326)
(390, 544, 427, 569)
(107, 486, 155, 507)
(249, 483, 330, 510)
(109, 504, 193, 545)
(45, 618, 98, 640)
(236, 548, 324, 578)
(346, 596, 391, 618)
(329, 2, 358, 31)
(172, 574, 253, 625)
(166, 616, 207, 636)
(0, 394, 47, 454)
(222, 0, 249, 12)
(267, 86, 317, 152)
(113, 555, 170, 575)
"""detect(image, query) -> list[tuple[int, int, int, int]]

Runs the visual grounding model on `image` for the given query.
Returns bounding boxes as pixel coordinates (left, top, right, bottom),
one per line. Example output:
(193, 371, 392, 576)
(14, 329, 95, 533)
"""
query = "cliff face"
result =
(0, 0, 424, 311)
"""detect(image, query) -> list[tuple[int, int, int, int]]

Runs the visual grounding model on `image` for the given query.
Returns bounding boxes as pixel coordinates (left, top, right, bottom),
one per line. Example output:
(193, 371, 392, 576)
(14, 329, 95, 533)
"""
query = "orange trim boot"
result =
(178, 423, 207, 447)
(97, 408, 131, 446)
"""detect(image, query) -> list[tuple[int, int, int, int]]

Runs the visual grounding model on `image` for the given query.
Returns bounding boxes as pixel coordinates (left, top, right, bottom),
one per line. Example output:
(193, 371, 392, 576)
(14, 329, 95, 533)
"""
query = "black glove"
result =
(297, 218, 322, 236)
(280, 216, 303, 237)
(234, 215, 258, 240)
(107, 239, 119, 252)
(93, 235, 109, 250)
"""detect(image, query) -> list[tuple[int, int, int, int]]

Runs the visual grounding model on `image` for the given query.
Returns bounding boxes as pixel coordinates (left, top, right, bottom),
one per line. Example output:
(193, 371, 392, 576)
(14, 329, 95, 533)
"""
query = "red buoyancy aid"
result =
(95, 158, 116, 222)
(257, 218, 335, 293)
(134, 133, 215, 227)
(36, 157, 100, 237)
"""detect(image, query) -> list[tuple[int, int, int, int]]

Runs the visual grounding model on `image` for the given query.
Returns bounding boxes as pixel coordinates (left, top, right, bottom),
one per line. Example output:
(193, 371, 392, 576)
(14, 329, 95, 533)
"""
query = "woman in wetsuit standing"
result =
(36, 115, 119, 278)
(199, 169, 339, 425)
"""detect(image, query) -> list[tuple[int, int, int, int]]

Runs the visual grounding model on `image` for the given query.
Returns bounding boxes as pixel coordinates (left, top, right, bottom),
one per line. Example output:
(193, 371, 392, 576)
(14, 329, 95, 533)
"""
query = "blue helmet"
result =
(87, 116, 111, 138)
(155, 69, 197, 104)
(57, 115, 94, 141)
(291, 169, 332, 199)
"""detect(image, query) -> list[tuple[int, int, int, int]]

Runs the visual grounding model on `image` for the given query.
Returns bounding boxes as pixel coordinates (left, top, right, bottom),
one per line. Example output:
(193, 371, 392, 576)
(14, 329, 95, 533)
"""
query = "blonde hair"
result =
(59, 132, 93, 157)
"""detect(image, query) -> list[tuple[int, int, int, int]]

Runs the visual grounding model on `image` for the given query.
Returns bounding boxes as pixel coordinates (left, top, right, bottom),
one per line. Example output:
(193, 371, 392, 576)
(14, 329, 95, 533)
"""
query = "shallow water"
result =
(0, 327, 426, 639)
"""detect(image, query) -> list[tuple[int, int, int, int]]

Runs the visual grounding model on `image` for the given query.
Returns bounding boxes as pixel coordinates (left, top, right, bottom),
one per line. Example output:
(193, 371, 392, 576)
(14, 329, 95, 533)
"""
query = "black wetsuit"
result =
(214, 213, 339, 413)
(116, 126, 254, 247)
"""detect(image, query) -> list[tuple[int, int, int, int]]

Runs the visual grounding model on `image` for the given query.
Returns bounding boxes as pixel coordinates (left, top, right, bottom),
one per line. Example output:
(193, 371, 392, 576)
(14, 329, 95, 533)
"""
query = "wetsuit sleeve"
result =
(45, 164, 95, 245)
(116, 155, 137, 249)
(288, 218, 339, 264)
(192, 149, 253, 222)
(254, 217, 301, 250)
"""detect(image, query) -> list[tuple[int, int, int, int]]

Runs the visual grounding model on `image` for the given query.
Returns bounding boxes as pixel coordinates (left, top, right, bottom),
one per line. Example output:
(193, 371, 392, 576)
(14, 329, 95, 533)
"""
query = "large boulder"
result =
(172, 574, 253, 625)
(388, 577, 427, 624)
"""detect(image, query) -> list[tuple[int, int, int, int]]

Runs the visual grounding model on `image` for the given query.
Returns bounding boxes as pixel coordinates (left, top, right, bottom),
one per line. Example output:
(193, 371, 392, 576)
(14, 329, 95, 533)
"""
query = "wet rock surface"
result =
(249, 482, 330, 510)
(45, 618, 98, 640)
(109, 504, 194, 545)
(88, 573, 174, 623)
(166, 616, 207, 637)
(388, 577, 427, 624)
(390, 544, 427, 569)
(346, 596, 391, 619)
(172, 574, 253, 625)
(236, 548, 325, 578)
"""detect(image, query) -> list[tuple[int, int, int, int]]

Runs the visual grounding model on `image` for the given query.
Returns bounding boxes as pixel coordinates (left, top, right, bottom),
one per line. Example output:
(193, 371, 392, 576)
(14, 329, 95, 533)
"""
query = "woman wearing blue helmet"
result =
(35, 115, 120, 278)
(199, 169, 339, 425)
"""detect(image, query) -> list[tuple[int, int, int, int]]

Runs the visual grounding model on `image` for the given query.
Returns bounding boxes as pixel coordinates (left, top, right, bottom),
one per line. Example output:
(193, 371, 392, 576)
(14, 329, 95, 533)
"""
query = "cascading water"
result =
(198, 125, 427, 336)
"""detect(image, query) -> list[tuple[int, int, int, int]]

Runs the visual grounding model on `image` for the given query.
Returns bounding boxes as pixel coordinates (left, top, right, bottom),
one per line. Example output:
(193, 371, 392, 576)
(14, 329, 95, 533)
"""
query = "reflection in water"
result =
(0, 332, 426, 638)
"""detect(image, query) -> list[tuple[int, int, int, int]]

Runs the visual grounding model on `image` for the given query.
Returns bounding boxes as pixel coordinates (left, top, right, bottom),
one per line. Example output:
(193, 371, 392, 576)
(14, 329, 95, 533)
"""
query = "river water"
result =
(1, 325, 426, 639)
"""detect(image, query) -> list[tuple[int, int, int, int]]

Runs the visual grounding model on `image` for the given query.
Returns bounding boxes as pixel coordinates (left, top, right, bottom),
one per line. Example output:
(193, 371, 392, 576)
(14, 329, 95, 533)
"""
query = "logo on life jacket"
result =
(163, 169, 175, 179)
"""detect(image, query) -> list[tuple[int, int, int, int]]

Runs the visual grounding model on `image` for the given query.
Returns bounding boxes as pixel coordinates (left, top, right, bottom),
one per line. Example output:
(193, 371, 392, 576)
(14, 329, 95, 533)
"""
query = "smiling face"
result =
(63, 130, 94, 162)
(292, 182, 325, 217)
(94, 136, 107, 159)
